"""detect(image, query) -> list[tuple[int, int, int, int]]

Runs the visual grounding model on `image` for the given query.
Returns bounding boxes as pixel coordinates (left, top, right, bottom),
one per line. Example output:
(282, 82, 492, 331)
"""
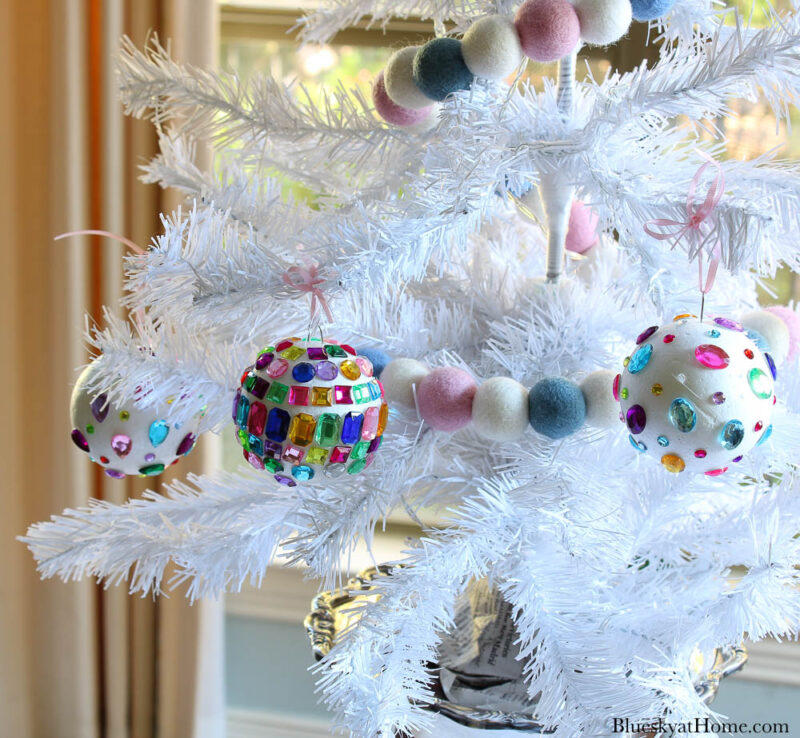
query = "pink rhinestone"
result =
(288, 386, 310, 405)
(356, 357, 374, 377)
(244, 449, 264, 470)
(329, 446, 350, 463)
(612, 374, 621, 401)
(361, 407, 380, 441)
(695, 344, 730, 370)
(694, 449, 707, 459)
(663, 334, 675, 343)
(266, 358, 289, 378)
(282, 445, 305, 465)
(275, 340, 293, 352)
(111, 434, 132, 457)
(334, 385, 353, 404)
(705, 467, 728, 477)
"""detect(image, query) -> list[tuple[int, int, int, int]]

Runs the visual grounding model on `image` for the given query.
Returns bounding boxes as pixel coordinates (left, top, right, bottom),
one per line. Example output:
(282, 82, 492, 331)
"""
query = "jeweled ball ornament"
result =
(234, 337, 388, 486)
(70, 360, 199, 478)
(618, 316, 776, 475)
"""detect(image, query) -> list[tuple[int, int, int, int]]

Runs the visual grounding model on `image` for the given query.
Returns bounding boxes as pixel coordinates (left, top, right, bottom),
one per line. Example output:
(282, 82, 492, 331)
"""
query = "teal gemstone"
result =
(350, 440, 370, 461)
(657, 435, 669, 447)
(292, 465, 315, 481)
(757, 424, 773, 446)
(347, 458, 367, 475)
(629, 435, 647, 452)
(748, 368, 772, 399)
(315, 413, 341, 447)
(148, 420, 170, 447)
(669, 398, 696, 433)
(720, 420, 745, 450)
(353, 384, 371, 404)
(628, 344, 653, 374)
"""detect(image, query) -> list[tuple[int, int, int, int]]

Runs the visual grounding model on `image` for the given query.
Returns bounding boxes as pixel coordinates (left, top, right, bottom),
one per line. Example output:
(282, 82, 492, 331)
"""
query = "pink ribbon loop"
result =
(644, 153, 726, 294)
(282, 260, 334, 324)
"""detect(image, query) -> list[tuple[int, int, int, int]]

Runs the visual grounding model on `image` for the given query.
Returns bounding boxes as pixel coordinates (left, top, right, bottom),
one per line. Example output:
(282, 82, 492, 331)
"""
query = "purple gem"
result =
(176, 433, 196, 455)
(111, 434, 132, 457)
(307, 347, 327, 360)
(713, 316, 744, 332)
(71, 428, 90, 453)
(636, 326, 658, 345)
(316, 361, 338, 381)
(274, 474, 296, 487)
(764, 352, 777, 380)
(90, 393, 109, 422)
(712, 391, 726, 405)
(255, 352, 274, 370)
(250, 376, 270, 399)
(145, 453, 156, 462)
(232, 389, 241, 421)
(368, 436, 382, 453)
(732, 455, 743, 463)
(263, 440, 282, 459)
(104, 469, 126, 479)
(626, 405, 647, 434)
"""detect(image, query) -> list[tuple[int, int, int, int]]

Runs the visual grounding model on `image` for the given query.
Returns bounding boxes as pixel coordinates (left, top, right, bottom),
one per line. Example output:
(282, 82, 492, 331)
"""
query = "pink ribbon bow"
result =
(282, 259, 334, 323)
(644, 153, 726, 295)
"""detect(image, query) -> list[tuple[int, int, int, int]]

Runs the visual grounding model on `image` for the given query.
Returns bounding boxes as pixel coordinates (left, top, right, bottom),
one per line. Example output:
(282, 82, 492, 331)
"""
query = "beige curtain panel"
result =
(0, 1, 223, 736)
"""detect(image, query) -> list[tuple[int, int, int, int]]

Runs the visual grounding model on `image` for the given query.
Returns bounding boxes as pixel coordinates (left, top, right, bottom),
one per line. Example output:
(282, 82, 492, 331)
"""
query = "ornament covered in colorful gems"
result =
(234, 337, 388, 486)
(70, 361, 199, 478)
(618, 316, 776, 475)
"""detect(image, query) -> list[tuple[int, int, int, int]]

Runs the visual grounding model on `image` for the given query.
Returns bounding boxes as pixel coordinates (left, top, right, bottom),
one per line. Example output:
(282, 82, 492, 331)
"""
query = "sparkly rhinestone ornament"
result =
(70, 360, 200, 478)
(234, 337, 388, 485)
(617, 316, 775, 474)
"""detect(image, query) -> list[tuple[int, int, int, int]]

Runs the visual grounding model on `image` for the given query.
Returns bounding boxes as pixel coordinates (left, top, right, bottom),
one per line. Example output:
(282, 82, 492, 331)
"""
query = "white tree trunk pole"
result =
(540, 50, 577, 283)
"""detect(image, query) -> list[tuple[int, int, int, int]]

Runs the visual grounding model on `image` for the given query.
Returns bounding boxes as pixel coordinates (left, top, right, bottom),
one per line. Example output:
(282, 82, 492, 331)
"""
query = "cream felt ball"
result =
(373, 72, 433, 127)
(384, 46, 435, 109)
(572, 0, 632, 46)
(618, 316, 775, 475)
(413, 38, 474, 102)
(70, 360, 200, 478)
(629, 0, 675, 22)
(515, 0, 580, 63)
(417, 367, 478, 431)
(471, 376, 530, 441)
(741, 310, 790, 366)
(580, 369, 620, 428)
(765, 305, 800, 361)
(565, 200, 600, 254)
(235, 337, 388, 484)
(381, 357, 430, 407)
(461, 16, 524, 80)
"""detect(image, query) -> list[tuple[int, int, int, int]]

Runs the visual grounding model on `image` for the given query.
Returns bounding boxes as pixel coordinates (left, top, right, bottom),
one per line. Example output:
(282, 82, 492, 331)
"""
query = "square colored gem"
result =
(282, 444, 305, 465)
(281, 346, 305, 361)
(263, 440, 282, 459)
(243, 373, 257, 392)
(265, 382, 289, 404)
(368, 381, 382, 400)
(306, 447, 328, 465)
(264, 458, 284, 473)
(248, 435, 264, 456)
(325, 344, 347, 358)
(288, 386, 310, 405)
(350, 440, 369, 461)
(250, 377, 270, 399)
(312, 386, 332, 406)
(329, 446, 350, 464)
(237, 428, 250, 450)
(334, 385, 352, 404)
(307, 347, 326, 360)
(236, 396, 250, 428)
(353, 384, 371, 403)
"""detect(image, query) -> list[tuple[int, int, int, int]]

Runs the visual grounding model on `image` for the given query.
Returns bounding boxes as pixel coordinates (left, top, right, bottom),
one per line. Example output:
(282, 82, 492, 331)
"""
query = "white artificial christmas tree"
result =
(24, 1, 800, 735)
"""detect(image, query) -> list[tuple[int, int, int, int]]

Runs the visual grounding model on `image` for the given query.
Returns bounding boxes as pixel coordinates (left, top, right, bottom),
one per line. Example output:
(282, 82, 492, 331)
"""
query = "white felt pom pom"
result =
(741, 310, 790, 366)
(579, 369, 620, 429)
(572, 0, 632, 46)
(381, 358, 430, 407)
(384, 46, 434, 109)
(472, 376, 530, 441)
(461, 16, 524, 80)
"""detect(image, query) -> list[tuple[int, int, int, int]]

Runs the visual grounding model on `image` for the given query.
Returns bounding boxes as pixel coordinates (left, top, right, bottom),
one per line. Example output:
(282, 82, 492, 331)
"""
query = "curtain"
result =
(0, 1, 223, 737)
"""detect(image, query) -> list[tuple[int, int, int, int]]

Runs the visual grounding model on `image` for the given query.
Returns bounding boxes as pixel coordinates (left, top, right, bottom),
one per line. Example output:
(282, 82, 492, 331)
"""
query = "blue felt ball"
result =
(357, 347, 392, 378)
(412, 38, 474, 102)
(528, 377, 586, 439)
(629, 0, 675, 21)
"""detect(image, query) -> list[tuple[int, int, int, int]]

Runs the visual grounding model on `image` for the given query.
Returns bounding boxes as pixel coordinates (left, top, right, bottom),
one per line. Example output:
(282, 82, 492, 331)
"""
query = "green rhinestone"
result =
(244, 373, 257, 392)
(620, 387, 629, 400)
(353, 384, 371, 404)
(350, 440, 370, 461)
(237, 428, 250, 451)
(315, 413, 341, 448)
(281, 346, 305, 361)
(347, 458, 367, 475)
(264, 458, 284, 473)
(86, 425, 94, 434)
(139, 463, 165, 476)
(325, 344, 347, 358)
(265, 382, 289, 403)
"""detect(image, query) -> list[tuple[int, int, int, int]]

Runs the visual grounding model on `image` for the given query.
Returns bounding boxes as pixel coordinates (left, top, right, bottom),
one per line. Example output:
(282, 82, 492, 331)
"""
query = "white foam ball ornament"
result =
(618, 316, 776, 475)
(580, 369, 619, 428)
(472, 376, 530, 441)
(70, 360, 200, 478)
(741, 310, 790, 366)
(382, 357, 429, 407)
(572, 0, 632, 46)
(235, 337, 388, 485)
(461, 16, 524, 80)
(385, 46, 435, 109)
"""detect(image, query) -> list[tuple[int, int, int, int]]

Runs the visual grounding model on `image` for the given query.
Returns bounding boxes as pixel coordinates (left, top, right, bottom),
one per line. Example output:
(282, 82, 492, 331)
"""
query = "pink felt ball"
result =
(565, 200, 600, 254)
(766, 305, 800, 360)
(417, 367, 478, 431)
(372, 71, 433, 127)
(515, 0, 580, 63)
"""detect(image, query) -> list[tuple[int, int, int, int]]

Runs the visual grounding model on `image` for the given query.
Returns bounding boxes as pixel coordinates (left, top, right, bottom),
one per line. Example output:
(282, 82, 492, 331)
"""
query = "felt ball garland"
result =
(372, 0, 677, 126)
